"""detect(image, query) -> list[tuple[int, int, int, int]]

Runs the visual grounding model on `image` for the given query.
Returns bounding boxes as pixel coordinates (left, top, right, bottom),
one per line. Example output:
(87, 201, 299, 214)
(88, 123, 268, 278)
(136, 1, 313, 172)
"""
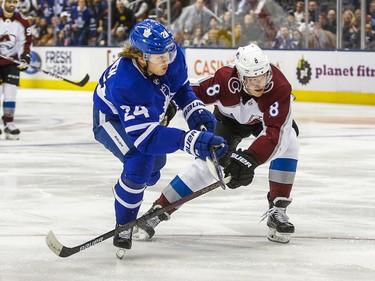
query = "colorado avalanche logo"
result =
(228, 77, 242, 94)
(263, 81, 274, 94)
(0, 33, 16, 50)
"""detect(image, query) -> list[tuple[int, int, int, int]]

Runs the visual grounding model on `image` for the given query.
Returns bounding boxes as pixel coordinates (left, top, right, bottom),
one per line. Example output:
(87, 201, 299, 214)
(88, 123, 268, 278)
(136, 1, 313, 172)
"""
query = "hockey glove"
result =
(17, 53, 31, 71)
(161, 101, 178, 126)
(183, 100, 216, 133)
(179, 130, 228, 161)
(224, 149, 259, 189)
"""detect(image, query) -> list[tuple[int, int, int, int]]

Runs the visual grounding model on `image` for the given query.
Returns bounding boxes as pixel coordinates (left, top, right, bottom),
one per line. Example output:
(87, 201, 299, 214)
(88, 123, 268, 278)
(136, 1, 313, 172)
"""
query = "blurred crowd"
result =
(12, 0, 375, 49)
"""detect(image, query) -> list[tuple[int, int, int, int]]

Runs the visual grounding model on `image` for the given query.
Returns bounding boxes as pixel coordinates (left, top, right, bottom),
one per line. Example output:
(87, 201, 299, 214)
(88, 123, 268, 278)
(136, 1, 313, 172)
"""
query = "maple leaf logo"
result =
(143, 28, 152, 38)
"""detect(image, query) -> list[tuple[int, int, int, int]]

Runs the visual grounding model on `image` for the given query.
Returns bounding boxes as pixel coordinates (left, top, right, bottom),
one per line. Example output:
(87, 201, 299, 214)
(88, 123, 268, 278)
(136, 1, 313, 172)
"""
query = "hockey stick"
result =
(46, 176, 231, 258)
(199, 125, 226, 190)
(207, 146, 226, 190)
(0, 53, 90, 87)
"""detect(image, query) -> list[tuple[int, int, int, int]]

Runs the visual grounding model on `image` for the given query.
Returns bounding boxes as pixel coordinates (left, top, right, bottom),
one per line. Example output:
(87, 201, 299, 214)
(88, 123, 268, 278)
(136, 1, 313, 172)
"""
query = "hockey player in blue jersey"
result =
(92, 19, 227, 254)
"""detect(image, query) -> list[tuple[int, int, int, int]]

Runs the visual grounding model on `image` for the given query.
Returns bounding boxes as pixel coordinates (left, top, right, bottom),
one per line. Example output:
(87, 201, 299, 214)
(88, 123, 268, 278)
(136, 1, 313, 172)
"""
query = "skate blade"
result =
(267, 228, 291, 244)
(132, 227, 151, 241)
(116, 248, 127, 260)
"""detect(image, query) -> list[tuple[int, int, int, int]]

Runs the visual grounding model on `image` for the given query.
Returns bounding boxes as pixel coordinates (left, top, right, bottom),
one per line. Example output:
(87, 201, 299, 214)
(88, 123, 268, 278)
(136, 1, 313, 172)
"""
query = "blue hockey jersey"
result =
(93, 46, 198, 155)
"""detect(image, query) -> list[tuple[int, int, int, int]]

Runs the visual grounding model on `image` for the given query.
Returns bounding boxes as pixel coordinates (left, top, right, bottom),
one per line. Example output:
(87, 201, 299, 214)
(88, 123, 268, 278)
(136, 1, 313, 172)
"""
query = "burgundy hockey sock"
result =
(268, 181, 293, 201)
(153, 194, 176, 215)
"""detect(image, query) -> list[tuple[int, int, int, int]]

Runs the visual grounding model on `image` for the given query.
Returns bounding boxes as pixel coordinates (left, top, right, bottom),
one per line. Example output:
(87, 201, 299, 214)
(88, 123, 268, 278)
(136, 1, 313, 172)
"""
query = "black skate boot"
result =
(4, 123, 20, 140)
(260, 197, 295, 244)
(113, 225, 133, 249)
(133, 205, 170, 240)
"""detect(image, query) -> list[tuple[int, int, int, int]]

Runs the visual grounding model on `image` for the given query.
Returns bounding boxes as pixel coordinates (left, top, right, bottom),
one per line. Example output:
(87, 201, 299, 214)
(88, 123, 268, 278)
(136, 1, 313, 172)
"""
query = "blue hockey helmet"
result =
(129, 19, 177, 63)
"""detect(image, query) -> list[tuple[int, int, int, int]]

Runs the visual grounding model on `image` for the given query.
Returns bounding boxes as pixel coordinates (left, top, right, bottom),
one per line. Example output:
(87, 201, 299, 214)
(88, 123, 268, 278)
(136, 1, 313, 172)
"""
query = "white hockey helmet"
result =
(235, 43, 272, 85)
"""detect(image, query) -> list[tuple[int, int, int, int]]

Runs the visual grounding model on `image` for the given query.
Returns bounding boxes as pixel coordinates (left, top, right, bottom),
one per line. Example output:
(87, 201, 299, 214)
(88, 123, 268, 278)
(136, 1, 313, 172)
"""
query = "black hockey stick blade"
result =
(46, 177, 230, 258)
(207, 146, 226, 189)
(0, 53, 90, 87)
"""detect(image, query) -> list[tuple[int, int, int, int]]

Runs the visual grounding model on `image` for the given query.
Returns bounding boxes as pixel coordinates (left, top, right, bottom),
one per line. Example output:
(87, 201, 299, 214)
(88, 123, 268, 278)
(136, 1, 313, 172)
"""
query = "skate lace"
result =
(119, 229, 132, 239)
(260, 206, 289, 223)
(147, 209, 170, 228)
(5, 122, 17, 131)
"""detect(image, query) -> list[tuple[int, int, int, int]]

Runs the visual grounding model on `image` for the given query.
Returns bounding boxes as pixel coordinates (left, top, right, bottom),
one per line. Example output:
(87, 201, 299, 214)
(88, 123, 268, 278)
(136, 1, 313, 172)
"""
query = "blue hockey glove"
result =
(17, 53, 31, 71)
(179, 130, 228, 160)
(183, 100, 216, 133)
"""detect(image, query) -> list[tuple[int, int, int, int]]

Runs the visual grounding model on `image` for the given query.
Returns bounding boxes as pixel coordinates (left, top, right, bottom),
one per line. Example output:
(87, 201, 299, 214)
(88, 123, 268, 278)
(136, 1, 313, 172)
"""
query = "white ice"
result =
(1, 89, 375, 281)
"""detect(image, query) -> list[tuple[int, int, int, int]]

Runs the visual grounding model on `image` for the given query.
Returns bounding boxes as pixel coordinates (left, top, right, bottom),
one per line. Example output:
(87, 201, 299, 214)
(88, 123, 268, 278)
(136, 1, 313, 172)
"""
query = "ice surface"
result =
(1, 89, 374, 281)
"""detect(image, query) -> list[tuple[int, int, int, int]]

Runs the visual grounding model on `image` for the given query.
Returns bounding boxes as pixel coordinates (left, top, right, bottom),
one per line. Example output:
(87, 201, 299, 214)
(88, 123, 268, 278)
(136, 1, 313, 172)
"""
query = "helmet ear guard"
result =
(129, 19, 177, 63)
(235, 43, 272, 86)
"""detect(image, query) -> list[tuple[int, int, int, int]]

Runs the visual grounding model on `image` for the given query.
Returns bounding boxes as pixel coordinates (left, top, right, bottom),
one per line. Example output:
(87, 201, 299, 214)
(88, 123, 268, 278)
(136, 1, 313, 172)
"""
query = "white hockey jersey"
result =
(0, 9, 32, 64)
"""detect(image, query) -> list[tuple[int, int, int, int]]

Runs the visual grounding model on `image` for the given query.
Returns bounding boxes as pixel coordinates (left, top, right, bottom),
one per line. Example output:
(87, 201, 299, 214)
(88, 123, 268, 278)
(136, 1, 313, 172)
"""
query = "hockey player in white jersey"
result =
(0, 0, 32, 140)
(134, 44, 300, 244)
(92, 19, 228, 255)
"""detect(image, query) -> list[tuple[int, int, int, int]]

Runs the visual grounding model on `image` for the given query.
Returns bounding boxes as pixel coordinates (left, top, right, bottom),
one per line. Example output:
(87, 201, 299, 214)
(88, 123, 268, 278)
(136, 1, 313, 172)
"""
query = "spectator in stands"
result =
(294, 1, 304, 24)
(17, 0, 32, 15)
(238, 12, 266, 47)
(351, 9, 368, 49)
(342, 9, 355, 49)
(191, 26, 206, 47)
(307, 0, 319, 23)
(217, 22, 241, 48)
(113, 25, 128, 46)
(204, 28, 224, 47)
(56, 29, 66, 46)
(38, 0, 54, 24)
(28, 13, 40, 45)
(369, 0, 375, 29)
(177, 29, 192, 47)
(246, 0, 277, 43)
(150, 0, 183, 24)
(284, 10, 299, 32)
(111, 0, 136, 41)
(308, 22, 336, 49)
(174, 0, 221, 35)
(220, 11, 232, 30)
(323, 9, 337, 34)
(210, 0, 230, 17)
(292, 29, 303, 48)
(37, 24, 55, 45)
(365, 23, 375, 49)
(272, 25, 298, 49)
(90, 0, 108, 46)
(128, 0, 149, 22)
(56, 11, 73, 46)
(148, 0, 167, 24)
(70, 0, 97, 46)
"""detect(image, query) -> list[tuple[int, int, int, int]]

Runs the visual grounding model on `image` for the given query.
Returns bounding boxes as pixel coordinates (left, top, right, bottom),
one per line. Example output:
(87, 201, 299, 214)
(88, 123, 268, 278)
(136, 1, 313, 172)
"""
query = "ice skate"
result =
(113, 225, 132, 259)
(260, 197, 295, 244)
(133, 205, 170, 240)
(4, 122, 20, 140)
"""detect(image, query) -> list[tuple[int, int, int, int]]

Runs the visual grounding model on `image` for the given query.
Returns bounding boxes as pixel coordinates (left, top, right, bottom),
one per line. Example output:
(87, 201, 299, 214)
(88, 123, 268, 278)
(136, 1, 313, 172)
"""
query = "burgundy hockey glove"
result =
(17, 53, 31, 71)
(224, 149, 259, 189)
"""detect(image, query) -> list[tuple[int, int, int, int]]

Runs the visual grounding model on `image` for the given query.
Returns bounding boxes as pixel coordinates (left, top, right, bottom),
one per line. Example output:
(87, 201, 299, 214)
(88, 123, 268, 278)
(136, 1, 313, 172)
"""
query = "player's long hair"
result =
(118, 45, 143, 60)
(118, 45, 149, 76)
